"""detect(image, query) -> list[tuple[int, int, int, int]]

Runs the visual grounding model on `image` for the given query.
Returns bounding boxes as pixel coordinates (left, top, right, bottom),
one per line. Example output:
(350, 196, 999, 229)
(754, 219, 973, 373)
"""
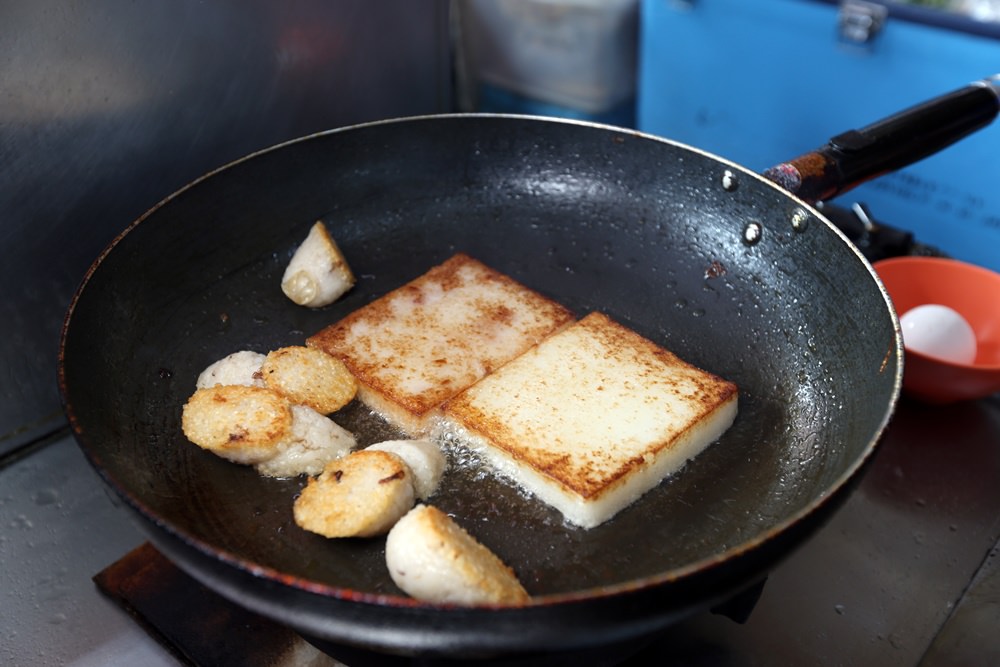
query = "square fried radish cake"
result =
(307, 253, 574, 435)
(440, 311, 738, 529)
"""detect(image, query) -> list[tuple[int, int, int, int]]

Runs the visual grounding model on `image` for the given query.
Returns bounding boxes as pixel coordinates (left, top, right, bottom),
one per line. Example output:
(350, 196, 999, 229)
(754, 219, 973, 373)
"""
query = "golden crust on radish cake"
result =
(306, 253, 574, 435)
(181, 385, 292, 465)
(441, 311, 738, 529)
(182, 384, 354, 476)
(293, 449, 415, 538)
(260, 345, 357, 414)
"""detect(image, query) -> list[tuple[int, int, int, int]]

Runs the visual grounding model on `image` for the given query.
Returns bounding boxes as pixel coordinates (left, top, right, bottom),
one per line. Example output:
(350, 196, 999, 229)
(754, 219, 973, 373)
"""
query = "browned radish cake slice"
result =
(441, 311, 738, 529)
(307, 253, 574, 435)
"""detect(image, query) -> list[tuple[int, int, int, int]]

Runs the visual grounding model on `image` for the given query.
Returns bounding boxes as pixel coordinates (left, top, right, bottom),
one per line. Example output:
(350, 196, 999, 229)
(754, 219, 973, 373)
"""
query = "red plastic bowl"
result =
(874, 256, 1000, 404)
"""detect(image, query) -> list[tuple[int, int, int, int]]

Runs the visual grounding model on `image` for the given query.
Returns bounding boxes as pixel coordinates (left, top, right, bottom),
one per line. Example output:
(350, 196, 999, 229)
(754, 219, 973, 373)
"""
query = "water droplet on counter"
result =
(32, 489, 59, 506)
(834, 604, 845, 615)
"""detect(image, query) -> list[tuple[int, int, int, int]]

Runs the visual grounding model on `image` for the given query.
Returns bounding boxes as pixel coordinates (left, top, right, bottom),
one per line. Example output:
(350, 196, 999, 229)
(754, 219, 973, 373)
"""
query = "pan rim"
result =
(58, 112, 904, 613)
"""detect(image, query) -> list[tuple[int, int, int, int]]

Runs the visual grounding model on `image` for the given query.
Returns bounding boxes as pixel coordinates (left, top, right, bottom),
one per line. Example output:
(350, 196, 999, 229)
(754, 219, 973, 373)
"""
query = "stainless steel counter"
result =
(0, 0, 452, 459)
(631, 395, 1000, 666)
(1, 434, 175, 667)
(3, 393, 998, 666)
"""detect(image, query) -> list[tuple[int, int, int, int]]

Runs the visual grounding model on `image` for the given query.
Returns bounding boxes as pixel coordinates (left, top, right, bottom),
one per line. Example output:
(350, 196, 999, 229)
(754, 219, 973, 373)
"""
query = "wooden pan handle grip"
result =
(763, 76, 1000, 204)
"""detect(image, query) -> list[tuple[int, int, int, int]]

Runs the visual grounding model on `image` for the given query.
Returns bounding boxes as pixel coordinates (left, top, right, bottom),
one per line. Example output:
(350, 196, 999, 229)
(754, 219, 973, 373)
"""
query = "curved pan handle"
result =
(763, 76, 1000, 204)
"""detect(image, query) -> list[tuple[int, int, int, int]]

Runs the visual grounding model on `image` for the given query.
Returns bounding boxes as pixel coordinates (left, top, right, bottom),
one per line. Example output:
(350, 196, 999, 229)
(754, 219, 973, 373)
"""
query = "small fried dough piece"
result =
(281, 221, 355, 308)
(255, 405, 356, 478)
(195, 350, 266, 389)
(181, 385, 292, 464)
(293, 450, 415, 538)
(385, 504, 530, 606)
(366, 439, 446, 500)
(261, 345, 357, 414)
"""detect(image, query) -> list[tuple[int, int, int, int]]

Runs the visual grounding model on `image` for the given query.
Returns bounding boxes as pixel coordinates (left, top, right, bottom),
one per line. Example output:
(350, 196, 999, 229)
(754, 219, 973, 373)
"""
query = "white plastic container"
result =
(457, 0, 639, 118)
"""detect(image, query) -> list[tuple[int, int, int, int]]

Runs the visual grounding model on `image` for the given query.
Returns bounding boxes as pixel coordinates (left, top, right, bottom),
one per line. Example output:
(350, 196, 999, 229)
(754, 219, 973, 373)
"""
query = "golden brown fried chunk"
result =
(181, 385, 292, 464)
(293, 450, 415, 538)
(261, 345, 357, 414)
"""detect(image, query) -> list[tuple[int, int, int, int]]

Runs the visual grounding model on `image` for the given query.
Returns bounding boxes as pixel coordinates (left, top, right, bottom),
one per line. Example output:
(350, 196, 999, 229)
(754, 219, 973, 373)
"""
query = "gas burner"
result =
(818, 201, 946, 263)
(95, 544, 764, 667)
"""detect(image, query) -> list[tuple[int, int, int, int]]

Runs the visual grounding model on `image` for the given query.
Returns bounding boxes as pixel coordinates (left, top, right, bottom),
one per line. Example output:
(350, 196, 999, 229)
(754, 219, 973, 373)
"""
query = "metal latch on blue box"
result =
(839, 0, 888, 45)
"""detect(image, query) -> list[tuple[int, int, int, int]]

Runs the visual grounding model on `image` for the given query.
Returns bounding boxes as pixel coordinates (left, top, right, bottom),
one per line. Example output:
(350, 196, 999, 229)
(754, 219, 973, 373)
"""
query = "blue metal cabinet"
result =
(638, 0, 1000, 271)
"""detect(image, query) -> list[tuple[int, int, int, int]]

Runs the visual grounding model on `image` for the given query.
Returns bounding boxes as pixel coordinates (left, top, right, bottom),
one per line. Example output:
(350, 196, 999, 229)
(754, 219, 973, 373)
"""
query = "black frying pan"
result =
(59, 78, 999, 660)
